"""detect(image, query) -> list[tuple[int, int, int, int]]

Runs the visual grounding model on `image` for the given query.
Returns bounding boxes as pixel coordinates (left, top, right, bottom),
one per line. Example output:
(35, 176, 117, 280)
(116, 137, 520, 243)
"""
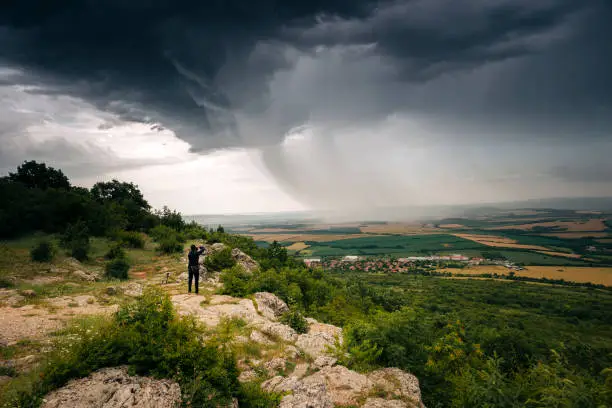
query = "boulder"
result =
(231, 248, 258, 273)
(302, 365, 370, 406)
(210, 243, 227, 252)
(259, 322, 298, 342)
(72, 270, 98, 282)
(363, 398, 408, 408)
(105, 286, 117, 295)
(367, 368, 424, 408)
(238, 370, 258, 383)
(254, 292, 289, 321)
(41, 366, 180, 408)
(284, 345, 301, 359)
(263, 358, 287, 375)
(313, 356, 337, 369)
(250, 330, 273, 345)
(124, 283, 143, 297)
(295, 320, 343, 358)
(262, 377, 333, 408)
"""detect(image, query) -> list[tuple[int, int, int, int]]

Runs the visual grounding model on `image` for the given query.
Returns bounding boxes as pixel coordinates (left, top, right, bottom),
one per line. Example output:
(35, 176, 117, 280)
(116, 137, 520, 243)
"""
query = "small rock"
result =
(284, 345, 301, 359)
(254, 292, 289, 321)
(124, 283, 143, 297)
(105, 286, 117, 295)
(72, 270, 97, 282)
(20, 289, 36, 298)
(210, 243, 227, 252)
(313, 356, 337, 369)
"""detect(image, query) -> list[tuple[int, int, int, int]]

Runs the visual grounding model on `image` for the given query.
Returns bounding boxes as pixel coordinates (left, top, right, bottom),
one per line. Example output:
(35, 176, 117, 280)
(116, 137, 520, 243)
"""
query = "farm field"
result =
(452, 233, 550, 251)
(439, 265, 612, 286)
(488, 218, 607, 232)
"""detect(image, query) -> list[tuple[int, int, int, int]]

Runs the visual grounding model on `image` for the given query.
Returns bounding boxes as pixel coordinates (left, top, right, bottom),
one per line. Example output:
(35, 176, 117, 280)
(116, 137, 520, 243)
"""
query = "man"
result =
(187, 244, 206, 294)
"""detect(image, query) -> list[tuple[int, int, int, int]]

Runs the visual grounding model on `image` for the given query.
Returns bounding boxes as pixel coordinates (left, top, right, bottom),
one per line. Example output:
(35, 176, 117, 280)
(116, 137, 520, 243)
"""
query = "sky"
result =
(1, 0, 611, 216)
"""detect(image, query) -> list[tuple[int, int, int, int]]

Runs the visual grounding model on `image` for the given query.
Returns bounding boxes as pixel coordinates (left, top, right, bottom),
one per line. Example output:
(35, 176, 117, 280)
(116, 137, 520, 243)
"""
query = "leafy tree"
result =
(105, 258, 130, 280)
(205, 247, 236, 271)
(156, 206, 185, 231)
(31, 240, 56, 262)
(60, 221, 91, 261)
(8, 160, 70, 190)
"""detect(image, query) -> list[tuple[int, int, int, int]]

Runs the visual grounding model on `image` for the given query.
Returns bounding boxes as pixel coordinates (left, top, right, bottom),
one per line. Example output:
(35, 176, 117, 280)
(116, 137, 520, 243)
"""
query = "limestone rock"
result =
(302, 365, 370, 406)
(254, 292, 289, 321)
(210, 243, 227, 252)
(72, 270, 98, 282)
(231, 248, 258, 273)
(313, 356, 337, 369)
(41, 366, 180, 408)
(363, 398, 408, 408)
(279, 381, 333, 408)
(261, 375, 302, 394)
(250, 330, 273, 345)
(238, 370, 258, 383)
(367, 368, 424, 407)
(124, 283, 143, 297)
(296, 320, 343, 358)
(291, 363, 309, 379)
(284, 345, 301, 359)
(259, 322, 298, 342)
(263, 358, 287, 375)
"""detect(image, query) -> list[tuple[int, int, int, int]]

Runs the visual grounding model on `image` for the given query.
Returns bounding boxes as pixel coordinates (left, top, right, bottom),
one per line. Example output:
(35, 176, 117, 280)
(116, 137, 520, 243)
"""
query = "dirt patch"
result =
(439, 224, 466, 229)
(0, 296, 118, 346)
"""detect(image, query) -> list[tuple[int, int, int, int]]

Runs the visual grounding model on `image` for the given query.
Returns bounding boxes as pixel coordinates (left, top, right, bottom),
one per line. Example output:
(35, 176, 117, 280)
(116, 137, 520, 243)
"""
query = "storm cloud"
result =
(1, 0, 611, 214)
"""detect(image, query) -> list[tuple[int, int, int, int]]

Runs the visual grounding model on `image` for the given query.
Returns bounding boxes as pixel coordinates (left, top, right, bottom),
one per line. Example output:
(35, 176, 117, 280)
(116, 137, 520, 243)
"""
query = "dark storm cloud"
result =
(2, 0, 610, 151)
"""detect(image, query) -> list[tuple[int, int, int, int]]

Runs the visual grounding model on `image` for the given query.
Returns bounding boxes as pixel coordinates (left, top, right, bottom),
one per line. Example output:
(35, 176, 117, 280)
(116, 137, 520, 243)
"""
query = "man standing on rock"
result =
(187, 245, 206, 294)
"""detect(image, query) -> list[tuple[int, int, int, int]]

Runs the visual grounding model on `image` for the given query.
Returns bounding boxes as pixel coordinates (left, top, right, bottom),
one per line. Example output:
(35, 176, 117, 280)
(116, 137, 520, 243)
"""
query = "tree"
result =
(91, 179, 149, 209)
(8, 160, 70, 190)
(216, 225, 225, 233)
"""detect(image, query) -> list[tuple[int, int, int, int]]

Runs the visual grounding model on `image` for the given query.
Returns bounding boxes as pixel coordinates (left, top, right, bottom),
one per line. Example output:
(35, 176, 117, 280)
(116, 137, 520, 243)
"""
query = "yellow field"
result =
(490, 218, 606, 232)
(541, 232, 610, 239)
(439, 224, 467, 229)
(439, 265, 612, 286)
(453, 234, 549, 251)
(360, 223, 439, 234)
(286, 242, 309, 251)
(535, 251, 582, 259)
(246, 233, 371, 243)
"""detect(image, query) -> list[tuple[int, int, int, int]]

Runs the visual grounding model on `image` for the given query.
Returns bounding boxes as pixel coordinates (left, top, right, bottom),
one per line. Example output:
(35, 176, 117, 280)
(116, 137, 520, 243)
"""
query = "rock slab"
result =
(41, 366, 181, 408)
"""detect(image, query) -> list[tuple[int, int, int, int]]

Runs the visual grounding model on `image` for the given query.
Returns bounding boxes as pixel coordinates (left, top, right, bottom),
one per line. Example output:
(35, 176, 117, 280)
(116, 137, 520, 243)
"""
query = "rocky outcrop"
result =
(303, 365, 370, 406)
(231, 248, 258, 273)
(363, 398, 409, 408)
(313, 356, 337, 369)
(254, 292, 289, 321)
(41, 366, 180, 408)
(259, 322, 298, 342)
(295, 319, 342, 358)
(367, 368, 424, 408)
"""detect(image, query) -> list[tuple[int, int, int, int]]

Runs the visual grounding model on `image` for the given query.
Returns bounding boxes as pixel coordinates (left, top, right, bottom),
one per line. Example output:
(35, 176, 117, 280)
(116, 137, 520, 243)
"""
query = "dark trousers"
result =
(188, 265, 199, 294)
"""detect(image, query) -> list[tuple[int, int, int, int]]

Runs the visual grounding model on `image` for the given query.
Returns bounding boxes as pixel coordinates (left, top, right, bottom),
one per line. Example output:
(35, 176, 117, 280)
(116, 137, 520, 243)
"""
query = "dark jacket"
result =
(188, 248, 205, 267)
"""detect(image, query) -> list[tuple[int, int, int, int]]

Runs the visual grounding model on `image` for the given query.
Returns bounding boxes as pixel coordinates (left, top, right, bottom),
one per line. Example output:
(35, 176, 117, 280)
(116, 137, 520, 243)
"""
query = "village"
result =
(303, 254, 524, 273)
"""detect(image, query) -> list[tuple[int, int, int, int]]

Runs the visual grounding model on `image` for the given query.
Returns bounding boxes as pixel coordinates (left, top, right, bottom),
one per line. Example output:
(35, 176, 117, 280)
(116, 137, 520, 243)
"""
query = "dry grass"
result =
(287, 242, 309, 251)
(359, 223, 440, 234)
(440, 265, 612, 286)
(453, 233, 550, 251)
(489, 218, 606, 232)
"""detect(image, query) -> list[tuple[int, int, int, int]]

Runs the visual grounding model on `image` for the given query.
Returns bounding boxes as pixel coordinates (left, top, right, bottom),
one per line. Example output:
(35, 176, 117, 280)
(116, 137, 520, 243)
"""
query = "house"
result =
(342, 255, 361, 262)
(303, 258, 321, 267)
(586, 246, 597, 252)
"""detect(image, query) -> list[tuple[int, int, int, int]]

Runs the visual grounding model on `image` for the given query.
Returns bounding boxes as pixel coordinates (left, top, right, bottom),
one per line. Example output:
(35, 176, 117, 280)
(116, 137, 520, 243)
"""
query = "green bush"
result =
(0, 287, 279, 408)
(30, 240, 55, 262)
(157, 237, 183, 254)
(116, 230, 145, 249)
(150, 225, 184, 242)
(105, 258, 130, 280)
(204, 247, 236, 271)
(105, 243, 126, 260)
(60, 221, 90, 261)
(220, 265, 252, 297)
(280, 310, 308, 334)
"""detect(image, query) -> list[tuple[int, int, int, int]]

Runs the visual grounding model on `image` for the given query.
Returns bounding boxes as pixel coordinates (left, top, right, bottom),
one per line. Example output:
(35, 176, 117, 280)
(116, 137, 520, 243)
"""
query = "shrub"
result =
(105, 258, 130, 280)
(220, 265, 251, 297)
(157, 237, 183, 254)
(204, 247, 236, 271)
(150, 225, 184, 242)
(105, 243, 126, 260)
(116, 230, 145, 249)
(280, 310, 308, 334)
(30, 240, 55, 262)
(60, 221, 90, 261)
